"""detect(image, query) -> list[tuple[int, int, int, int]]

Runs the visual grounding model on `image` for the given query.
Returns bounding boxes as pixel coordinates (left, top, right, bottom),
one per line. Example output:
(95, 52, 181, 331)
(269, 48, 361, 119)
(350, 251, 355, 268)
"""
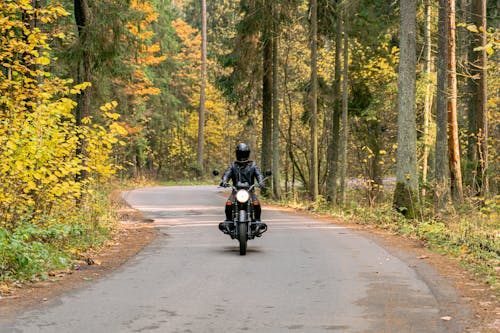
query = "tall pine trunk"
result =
(327, 8, 342, 205)
(339, 25, 349, 207)
(261, 0, 273, 197)
(197, 0, 207, 173)
(435, 0, 450, 211)
(447, 0, 464, 204)
(272, 2, 282, 200)
(309, 0, 319, 201)
(74, 0, 91, 182)
(393, 0, 418, 218)
(470, 0, 489, 196)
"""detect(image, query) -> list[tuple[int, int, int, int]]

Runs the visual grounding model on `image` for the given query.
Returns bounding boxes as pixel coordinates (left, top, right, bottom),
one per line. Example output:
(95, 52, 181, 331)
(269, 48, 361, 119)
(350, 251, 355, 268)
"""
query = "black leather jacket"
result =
(221, 161, 264, 188)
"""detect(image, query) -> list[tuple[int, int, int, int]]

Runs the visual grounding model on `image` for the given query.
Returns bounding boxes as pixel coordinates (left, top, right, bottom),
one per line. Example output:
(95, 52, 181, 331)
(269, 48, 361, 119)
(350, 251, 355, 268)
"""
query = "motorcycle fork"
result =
(235, 202, 251, 238)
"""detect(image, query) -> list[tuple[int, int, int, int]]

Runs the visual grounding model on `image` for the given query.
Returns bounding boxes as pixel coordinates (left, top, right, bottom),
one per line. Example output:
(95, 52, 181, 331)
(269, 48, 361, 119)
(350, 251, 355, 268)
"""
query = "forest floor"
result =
(0, 194, 498, 332)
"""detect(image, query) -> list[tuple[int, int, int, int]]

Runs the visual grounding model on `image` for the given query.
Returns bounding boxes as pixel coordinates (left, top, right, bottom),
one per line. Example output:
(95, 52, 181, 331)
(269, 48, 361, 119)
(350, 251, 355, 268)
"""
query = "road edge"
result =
(0, 191, 159, 323)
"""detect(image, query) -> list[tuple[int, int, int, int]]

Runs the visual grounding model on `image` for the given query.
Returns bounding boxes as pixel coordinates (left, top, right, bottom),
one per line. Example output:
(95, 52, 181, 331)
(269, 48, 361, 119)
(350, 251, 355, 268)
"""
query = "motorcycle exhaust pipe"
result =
(255, 223, 267, 236)
(218, 222, 231, 235)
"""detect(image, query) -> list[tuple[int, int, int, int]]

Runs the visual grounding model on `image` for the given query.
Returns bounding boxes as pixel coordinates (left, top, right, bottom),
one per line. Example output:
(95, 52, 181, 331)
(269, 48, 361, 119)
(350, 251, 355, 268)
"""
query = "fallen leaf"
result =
(0, 284, 11, 295)
(441, 316, 452, 321)
(417, 255, 429, 260)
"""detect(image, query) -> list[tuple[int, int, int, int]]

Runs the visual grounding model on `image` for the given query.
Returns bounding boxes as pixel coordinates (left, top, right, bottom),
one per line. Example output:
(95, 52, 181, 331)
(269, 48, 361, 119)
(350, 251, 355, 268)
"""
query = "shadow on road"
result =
(213, 246, 265, 255)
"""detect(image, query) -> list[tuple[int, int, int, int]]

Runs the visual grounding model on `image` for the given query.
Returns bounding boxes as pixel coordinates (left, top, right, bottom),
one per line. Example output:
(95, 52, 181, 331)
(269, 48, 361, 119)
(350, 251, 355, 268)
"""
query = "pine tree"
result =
(393, 0, 418, 217)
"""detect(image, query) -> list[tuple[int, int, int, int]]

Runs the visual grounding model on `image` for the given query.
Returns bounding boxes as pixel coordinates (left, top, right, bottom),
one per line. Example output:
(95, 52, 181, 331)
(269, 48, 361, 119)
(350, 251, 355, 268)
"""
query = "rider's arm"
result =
(253, 163, 265, 185)
(221, 163, 234, 185)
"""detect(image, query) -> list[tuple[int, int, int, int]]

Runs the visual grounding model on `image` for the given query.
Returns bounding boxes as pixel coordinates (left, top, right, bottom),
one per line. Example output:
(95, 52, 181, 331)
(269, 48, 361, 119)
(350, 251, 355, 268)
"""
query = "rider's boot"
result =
(252, 203, 266, 236)
(219, 202, 234, 234)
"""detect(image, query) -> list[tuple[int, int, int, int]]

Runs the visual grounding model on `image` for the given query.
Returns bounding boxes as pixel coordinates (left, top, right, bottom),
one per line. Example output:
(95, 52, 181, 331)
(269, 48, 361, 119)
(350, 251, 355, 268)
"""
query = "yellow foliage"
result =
(121, 0, 165, 106)
(0, 2, 125, 228)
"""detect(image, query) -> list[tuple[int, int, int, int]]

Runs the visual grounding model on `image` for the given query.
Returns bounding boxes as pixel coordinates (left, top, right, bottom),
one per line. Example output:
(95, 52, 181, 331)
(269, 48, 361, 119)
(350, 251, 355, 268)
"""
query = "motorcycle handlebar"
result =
(218, 176, 269, 191)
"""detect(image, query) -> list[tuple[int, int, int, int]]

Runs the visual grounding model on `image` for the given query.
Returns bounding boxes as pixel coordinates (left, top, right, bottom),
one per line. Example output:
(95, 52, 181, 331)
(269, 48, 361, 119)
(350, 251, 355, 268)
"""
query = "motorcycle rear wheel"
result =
(238, 223, 247, 255)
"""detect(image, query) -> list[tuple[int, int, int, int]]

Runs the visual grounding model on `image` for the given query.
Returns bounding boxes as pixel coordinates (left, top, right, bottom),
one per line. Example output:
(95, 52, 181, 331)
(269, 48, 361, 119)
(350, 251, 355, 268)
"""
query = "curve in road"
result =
(0, 185, 472, 332)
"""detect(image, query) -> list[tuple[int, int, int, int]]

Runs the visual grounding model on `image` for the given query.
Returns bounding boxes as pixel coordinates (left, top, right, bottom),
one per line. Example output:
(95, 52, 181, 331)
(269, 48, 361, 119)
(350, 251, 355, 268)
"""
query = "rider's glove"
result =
(220, 181, 229, 187)
(258, 181, 266, 189)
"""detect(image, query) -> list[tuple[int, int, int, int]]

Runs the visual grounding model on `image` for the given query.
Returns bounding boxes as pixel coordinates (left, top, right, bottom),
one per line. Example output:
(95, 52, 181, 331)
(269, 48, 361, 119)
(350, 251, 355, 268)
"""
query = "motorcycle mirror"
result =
(212, 169, 219, 176)
(265, 169, 272, 176)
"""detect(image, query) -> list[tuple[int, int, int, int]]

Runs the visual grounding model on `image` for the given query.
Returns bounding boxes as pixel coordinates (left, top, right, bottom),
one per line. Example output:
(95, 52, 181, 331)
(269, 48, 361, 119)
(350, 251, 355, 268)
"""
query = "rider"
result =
(219, 143, 266, 232)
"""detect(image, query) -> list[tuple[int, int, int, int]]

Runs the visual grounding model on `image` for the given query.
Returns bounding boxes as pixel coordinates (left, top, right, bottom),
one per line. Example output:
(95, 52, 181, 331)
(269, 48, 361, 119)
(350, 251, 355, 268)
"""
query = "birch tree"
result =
(421, 0, 433, 196)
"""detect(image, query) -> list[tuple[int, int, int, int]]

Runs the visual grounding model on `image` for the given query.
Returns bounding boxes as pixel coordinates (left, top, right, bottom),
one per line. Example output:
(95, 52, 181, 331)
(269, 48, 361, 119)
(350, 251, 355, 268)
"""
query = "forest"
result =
(0, 0, 498, 289)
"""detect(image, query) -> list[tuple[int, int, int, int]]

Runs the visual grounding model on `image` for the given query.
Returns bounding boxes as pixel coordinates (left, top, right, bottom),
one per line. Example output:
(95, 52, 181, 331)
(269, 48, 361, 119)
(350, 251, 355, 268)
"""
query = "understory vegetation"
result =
(0, 188, 117, 284)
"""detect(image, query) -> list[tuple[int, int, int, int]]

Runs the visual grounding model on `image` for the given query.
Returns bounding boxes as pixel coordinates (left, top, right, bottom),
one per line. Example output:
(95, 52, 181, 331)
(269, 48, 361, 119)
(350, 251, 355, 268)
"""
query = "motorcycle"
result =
(213, 169, 271, 255)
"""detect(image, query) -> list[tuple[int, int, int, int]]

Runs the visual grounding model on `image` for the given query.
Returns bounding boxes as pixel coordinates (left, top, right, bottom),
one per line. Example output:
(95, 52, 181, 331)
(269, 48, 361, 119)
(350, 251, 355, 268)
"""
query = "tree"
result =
(469, 0, 489, 196)
(447, 0, 464, 204)
(327, 3, 342, 205)
(197, 0, 207, 172)
(339, 19, 349, 207)
(310, 0, 319, 200)
(73, 0, 92, 181)
(261, 0, 274, 197)
(435, 0, 450, 211)
(421, 0, 433, 196)
(272, 1, 282, 200)
(393, 0, 418, 218)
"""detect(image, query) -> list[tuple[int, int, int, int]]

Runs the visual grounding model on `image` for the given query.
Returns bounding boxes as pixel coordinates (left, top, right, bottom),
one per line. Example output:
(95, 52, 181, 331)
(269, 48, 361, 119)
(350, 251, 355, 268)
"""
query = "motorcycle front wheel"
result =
(238, 223, 247, 255)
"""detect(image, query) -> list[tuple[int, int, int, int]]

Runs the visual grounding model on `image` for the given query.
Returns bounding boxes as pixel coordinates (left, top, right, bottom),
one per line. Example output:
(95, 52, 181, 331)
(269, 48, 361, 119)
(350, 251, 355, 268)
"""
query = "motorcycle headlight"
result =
(236, 189, 250, 203)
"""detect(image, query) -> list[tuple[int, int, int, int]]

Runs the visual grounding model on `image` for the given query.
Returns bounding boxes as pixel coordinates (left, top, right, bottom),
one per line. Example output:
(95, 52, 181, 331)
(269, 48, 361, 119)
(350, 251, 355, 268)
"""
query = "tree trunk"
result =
(367, 120, 383, 205)
(261, 0, 273, 197)
(393, 0, 418, 218)
(435, 0, 450, 211)
(309, 0, 319, 201)
(284, 45, 295, 199)
(27, 0, 45, 84)
(74, 0, 92, 182)
(447, 0, 464, 204)
(421, 0, 433, 197)
(466, 0, 477, 166)
(339, 25, 349, 207)
(74, 0, 91, 125)
(272, 2, 282, 200)
(327, 8, 342, 205)
(470, 0, 489, 196)
(197, 0, 207, 174)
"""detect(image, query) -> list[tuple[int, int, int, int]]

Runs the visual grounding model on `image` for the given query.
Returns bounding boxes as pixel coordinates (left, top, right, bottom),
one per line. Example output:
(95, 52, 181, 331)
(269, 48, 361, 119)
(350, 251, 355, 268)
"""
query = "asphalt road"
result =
(0, 185, 471, 332)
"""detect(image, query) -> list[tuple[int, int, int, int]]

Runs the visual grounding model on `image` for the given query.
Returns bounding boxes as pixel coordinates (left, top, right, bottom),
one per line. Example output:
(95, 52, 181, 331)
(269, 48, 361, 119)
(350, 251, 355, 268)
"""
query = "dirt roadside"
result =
(0, 200, 498, 332)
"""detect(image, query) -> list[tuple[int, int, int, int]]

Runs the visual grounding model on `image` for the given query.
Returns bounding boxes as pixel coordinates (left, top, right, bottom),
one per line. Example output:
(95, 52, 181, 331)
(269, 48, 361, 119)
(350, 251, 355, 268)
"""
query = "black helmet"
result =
(235, 143, 250, 161)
